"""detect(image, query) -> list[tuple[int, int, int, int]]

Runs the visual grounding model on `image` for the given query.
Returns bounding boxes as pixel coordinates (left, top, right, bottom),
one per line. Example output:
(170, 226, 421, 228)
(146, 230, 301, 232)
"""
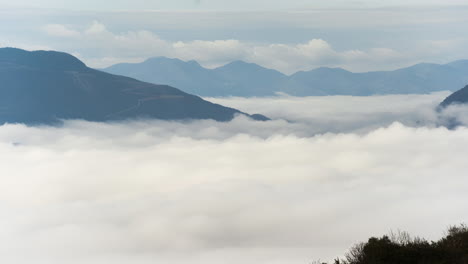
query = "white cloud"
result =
(42, 24, 81, 38)
(3, 7, 468, 76)
(38, 22, 411, 73)
(250, 40, 341, 73)
(207, 92, 450, 134)
(84, 21, 107, 35)
(173, 39, 248, 68)
(0, 94, 467, 264)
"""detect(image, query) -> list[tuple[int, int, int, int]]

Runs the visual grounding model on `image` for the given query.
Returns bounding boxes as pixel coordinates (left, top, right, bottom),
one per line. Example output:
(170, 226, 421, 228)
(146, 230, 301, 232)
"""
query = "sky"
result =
(3, 0, 468, 10)
(1, 1, 468, 73)
(1, 93, 468, 264)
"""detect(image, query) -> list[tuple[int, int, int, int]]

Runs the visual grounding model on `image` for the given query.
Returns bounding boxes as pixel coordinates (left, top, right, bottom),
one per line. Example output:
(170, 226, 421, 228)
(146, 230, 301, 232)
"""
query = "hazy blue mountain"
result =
(440, 84, 468, 107)
(288, 63, 468, 96)
(0, 48, 267, 125)
(104, 58, 468, 97)
(103, 57, 226, 96)
(212, 61, 287, 96)
(287, 67, 358, 96)
(104, 57, 287, 97)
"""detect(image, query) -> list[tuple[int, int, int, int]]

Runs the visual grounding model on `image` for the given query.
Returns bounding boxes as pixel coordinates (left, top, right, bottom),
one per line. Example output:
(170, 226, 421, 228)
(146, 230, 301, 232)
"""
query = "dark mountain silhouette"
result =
(104, 58, 468, 97)
(440, 84, 468, 108)
(0, 48, 268, 125)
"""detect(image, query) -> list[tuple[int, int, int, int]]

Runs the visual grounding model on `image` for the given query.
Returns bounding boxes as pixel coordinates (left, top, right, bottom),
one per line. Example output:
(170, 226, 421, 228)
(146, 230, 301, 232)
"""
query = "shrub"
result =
(319, 224, 468, 264)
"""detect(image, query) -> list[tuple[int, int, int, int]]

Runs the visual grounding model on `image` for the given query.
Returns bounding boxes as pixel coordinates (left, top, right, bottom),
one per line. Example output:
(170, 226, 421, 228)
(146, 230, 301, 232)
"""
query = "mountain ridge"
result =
(104, 57, 468, 97)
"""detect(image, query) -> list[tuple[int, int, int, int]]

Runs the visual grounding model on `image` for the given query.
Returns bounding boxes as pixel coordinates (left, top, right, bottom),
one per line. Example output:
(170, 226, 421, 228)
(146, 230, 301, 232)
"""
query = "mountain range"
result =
(104, 58, 468, 97)
(0, 48, 267, 125)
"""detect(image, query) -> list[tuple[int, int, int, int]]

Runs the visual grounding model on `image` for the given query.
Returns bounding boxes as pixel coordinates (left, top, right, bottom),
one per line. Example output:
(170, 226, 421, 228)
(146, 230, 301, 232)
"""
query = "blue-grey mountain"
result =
(0, 48, 267, 125)
(104, 57, 288, 97)
(104, 58, 468, 97)
(440, 84, 468, 107)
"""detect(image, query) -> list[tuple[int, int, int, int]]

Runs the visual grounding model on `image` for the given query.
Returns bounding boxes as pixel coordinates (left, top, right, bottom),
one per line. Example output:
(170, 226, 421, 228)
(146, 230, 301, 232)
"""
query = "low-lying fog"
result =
(1, 92, 467, 264)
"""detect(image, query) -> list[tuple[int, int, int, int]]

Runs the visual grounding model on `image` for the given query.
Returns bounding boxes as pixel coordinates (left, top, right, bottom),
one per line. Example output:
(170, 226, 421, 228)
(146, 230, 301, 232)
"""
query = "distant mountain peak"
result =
(214, 60, 286, 79)
(291, 67, 351, 78)
(226, 60, 253, 66)
(218, 60, 264, 70)
(146, 56, 182, 62)
(313, 67, 351, 73)
(141, 57, 203, 69)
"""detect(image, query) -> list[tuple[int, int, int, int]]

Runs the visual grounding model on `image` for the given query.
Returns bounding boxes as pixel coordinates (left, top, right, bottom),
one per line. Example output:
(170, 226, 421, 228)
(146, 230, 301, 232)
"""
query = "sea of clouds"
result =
(0, 92, 467, 264)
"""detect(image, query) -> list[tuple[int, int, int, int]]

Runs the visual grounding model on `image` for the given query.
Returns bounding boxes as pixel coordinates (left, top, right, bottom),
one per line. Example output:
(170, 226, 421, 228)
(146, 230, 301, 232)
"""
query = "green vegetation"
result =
(315, 224, 468, 264)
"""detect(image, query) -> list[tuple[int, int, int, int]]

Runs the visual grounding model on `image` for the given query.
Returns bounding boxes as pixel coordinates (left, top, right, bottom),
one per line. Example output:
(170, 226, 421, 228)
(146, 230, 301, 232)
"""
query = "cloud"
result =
(0, 93, 468, 264)
(207, 92, 451, 135)
(172, 39, 248, 68)
(42, 24, 81, 38)
(39, 21, 409, 73)
(4, 7, 468, 76)
(84, 21, 107, 35)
